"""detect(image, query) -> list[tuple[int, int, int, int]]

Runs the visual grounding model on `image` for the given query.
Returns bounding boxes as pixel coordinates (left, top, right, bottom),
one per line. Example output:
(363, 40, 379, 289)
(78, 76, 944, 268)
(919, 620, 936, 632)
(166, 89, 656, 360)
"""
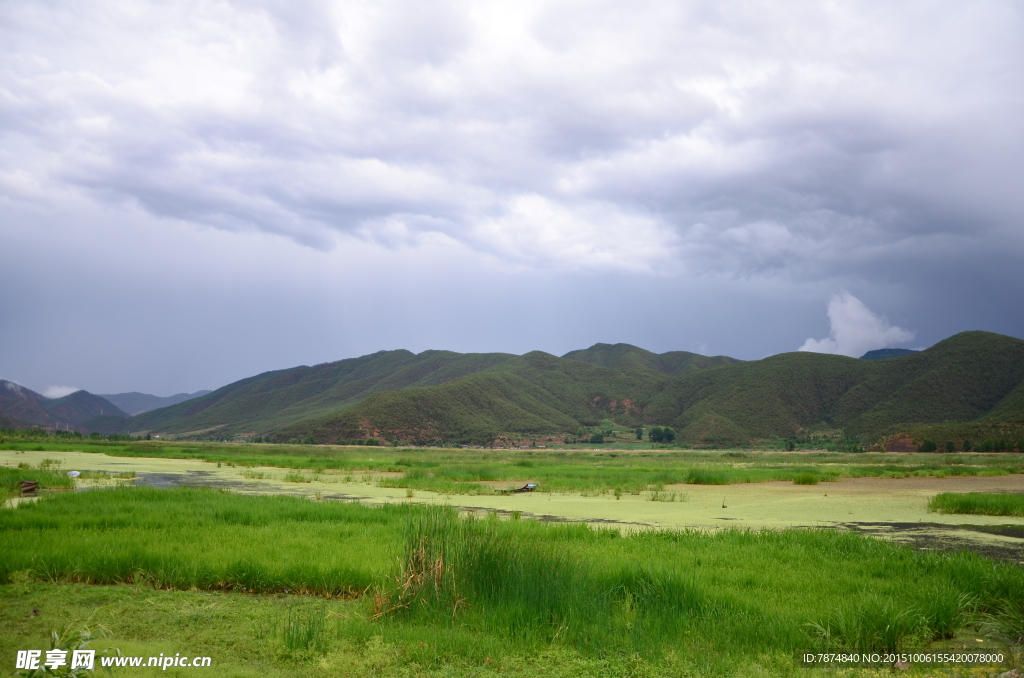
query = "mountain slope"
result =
(644, 352, 869, 443)
(0, 380, 57, 427)
(649, 331, 1024, 443)
(119, 331, 1024, 445)
(127, 349, 517, 437)
(0, 412, 32, 430)
(99, 390, 212, 416)
(276, 332, 1024, 445)
(841, 331, 1024, 434)
(277, 352, 666, 444)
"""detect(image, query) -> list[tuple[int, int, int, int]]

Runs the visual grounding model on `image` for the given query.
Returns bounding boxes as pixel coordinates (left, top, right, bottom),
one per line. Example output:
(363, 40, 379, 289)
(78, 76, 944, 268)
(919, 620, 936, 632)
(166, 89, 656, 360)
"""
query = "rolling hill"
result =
(117, 349, 518, 437)
(277, 350, 670, 445)
(273, 332, 1024, 446)
(58, 331, 1024, 446)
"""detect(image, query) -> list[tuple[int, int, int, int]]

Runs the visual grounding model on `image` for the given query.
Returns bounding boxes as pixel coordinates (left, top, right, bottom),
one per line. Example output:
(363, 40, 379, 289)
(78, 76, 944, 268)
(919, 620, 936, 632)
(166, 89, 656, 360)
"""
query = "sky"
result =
(2, 0, 1023, 398)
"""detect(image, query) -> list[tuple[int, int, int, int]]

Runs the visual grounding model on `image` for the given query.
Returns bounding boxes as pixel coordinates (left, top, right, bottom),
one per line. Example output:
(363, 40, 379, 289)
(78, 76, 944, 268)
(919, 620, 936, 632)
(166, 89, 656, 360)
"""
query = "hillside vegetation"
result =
(117, 349, 517, 437)
(60, 331, 1024, 446)
(278, 332, 1024, 446)
(561, 343, 741, 375)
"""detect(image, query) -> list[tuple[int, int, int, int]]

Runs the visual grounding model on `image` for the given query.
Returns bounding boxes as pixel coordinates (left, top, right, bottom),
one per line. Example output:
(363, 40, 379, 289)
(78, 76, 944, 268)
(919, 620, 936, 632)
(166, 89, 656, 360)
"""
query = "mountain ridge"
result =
(9, 332, 1024, 446)
(273, 332, 1024, 446)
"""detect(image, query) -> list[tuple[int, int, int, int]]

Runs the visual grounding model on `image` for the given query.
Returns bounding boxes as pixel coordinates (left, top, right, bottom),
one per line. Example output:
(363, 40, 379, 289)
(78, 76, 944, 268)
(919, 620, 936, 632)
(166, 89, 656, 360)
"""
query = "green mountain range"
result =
(75, 330, 1024, 446)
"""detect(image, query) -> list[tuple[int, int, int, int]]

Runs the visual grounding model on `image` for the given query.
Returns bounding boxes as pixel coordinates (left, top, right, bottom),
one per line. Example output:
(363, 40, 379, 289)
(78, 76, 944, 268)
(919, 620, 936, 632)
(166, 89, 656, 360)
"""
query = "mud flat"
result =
(4, 449, 1023, 562)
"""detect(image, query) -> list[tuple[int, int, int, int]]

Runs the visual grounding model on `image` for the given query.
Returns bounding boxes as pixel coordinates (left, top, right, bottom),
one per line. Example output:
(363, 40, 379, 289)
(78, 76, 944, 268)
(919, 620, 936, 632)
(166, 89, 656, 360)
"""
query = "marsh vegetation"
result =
(4, 438, 1023, 497)
(929, 492, 1024, 517)
(2, 486, 1023, 676)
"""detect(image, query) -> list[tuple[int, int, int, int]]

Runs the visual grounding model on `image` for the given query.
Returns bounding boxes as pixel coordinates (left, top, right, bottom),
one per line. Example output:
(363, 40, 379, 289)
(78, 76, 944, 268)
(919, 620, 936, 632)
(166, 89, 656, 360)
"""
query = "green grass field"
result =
(0, 488, 401, 595)
(2, 487, 1023, 677)
(929, 492, 1024, 517)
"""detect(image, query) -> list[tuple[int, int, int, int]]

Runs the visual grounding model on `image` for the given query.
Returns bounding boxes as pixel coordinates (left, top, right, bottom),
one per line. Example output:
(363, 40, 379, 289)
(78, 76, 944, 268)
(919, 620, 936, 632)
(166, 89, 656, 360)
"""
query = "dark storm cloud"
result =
(1, 0, 1022, 391)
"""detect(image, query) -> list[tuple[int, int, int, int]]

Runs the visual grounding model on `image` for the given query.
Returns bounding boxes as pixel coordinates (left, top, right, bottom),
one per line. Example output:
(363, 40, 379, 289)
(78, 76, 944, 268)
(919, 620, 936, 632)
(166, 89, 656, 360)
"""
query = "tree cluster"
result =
(649, 426, 676, 443)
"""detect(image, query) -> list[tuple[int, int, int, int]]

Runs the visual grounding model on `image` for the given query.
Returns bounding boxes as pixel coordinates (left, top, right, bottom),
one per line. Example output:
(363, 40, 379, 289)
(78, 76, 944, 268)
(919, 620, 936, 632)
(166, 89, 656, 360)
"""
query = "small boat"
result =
(20, 480, 39, 495)
(498, 483, 538, 495)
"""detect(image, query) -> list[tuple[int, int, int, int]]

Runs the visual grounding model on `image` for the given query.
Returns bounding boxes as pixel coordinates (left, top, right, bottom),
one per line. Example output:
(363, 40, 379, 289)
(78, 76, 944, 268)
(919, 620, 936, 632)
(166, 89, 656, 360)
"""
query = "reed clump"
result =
(376, 507, 708, 655)
(928, 492, 1024, 517)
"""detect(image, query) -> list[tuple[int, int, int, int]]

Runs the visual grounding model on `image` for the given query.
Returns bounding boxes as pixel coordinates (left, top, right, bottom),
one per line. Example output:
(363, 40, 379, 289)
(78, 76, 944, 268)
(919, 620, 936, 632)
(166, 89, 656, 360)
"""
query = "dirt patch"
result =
(885, 437, 918, 452)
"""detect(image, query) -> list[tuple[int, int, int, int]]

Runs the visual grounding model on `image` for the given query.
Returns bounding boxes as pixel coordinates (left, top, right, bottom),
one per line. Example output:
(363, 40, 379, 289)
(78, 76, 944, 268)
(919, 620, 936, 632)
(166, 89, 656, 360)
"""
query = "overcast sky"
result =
(2, 0, 1023, 397)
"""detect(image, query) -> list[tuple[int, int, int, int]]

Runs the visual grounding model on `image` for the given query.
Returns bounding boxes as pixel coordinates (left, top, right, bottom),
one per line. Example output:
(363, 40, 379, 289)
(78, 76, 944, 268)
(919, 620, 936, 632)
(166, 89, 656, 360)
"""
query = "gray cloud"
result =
(1, 0, 1022, 394)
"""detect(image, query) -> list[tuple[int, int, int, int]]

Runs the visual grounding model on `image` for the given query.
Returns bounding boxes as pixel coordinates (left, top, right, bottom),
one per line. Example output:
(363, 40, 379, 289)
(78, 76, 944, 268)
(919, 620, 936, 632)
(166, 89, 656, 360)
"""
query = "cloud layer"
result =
(1, 0, 1022, 394)
(4, 0, 1023, 275)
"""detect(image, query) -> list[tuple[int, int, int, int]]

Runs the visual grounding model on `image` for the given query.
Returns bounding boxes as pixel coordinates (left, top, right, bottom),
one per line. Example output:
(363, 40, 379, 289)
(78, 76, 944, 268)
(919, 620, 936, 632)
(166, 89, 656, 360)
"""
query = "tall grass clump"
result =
(376, 507, 765, 657)
(377, 508, 601, 628)
(808, 597, 929, 651)
(792, 473, 819, 485)
(981, 598, 1024, 659)
(928, 492, 1024, 517)
(375, 512, 1024, 661)
(684, 469, 730, 485)
(282, 605, 327, 653)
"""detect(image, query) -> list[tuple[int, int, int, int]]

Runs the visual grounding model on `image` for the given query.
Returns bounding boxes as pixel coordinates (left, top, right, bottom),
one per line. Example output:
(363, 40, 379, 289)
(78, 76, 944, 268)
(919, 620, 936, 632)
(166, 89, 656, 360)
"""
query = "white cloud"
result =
(799, 292, 914, 358)
(43, 385, 80, 399)
(1, 0, 1023, 395)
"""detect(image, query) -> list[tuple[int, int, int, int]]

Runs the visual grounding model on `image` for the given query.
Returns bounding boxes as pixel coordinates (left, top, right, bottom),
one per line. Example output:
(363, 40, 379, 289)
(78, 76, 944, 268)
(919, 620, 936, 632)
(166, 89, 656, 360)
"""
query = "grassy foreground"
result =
(2, 487, 1024, 676)
(0, 488, 401, 595)
(929, 492, 1024, 517)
